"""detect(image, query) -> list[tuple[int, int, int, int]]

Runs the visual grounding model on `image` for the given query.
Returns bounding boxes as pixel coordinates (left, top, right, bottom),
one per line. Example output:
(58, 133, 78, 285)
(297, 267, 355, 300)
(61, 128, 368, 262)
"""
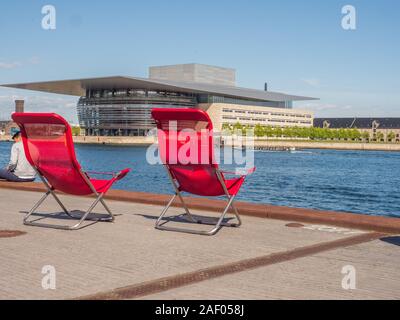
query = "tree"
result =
(274, 127, 283, 138)
(254, 124, 265, 137)
(387, 131, 396, 142)
(243, 125, 253, 136)
(71, 126, 81, 136)
(233, 122, 244, 132)
(325, 128, 335, 140)
(282, 127, 293, 138)
(361, 131, 370, 142)
(338, 128, 347, 140)
(301, 127, 311, 139)
(376, 131, 384, 142)
(349, 128, 361, 141)
(222, 123, 232, 132)
(319, 127, 329, 140)
(265, 126, 274, 137)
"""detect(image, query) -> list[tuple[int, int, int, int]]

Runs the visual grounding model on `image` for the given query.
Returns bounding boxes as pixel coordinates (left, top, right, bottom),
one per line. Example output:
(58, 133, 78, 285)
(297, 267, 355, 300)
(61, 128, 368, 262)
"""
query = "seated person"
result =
(0, 131, 36, 182)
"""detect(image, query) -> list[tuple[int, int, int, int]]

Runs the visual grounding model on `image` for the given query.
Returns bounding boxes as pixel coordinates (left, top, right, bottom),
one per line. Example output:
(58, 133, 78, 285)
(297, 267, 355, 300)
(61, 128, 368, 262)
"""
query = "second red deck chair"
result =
(11, 113, 130, 230)
(151, 108, 255, 236)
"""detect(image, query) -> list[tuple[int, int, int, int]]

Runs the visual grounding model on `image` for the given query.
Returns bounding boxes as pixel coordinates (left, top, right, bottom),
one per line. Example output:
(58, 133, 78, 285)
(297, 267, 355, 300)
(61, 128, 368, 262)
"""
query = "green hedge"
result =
(222, 123, 367, 141)
(71, 126, 81, 136)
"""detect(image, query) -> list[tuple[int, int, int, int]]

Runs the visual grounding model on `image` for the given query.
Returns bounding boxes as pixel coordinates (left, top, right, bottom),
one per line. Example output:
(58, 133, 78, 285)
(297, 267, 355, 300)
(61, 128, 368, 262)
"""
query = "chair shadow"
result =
(136, 213, 235, 226)
(20, 210, 113, 222)
(380, 236, 400, 247)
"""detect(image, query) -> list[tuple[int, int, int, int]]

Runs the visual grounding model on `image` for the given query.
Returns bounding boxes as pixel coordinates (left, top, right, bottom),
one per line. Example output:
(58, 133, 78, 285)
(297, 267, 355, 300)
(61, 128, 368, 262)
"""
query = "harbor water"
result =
(1, 142, 399, 218)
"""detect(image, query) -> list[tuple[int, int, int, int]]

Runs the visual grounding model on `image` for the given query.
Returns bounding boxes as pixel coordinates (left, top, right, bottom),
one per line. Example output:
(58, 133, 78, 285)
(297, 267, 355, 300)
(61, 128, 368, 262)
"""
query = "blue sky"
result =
(0, 0, 399, 123)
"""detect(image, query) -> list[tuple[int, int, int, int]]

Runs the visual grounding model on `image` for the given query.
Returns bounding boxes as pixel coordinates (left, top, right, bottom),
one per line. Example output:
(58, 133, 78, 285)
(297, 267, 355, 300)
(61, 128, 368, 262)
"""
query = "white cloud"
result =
(0, 57, 41, 69)
(0, 61, 22, 69)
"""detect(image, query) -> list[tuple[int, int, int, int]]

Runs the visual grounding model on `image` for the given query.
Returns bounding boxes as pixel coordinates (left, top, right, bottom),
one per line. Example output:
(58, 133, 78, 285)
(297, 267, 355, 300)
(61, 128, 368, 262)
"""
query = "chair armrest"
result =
(221, 167, 256, 177)
(114, 168, 131, 180)
(85, 168, 131, 180)
(85, 171, 115, 176)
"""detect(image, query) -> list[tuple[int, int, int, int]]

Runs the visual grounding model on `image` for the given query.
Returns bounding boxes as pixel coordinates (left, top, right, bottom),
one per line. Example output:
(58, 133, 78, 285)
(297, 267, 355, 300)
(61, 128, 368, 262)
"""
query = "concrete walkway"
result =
(0, 188, 399, 300)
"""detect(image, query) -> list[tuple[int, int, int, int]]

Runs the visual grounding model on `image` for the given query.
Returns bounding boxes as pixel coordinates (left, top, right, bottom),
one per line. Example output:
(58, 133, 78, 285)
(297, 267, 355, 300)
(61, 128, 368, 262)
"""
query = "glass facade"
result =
(77, 89, 197, 136)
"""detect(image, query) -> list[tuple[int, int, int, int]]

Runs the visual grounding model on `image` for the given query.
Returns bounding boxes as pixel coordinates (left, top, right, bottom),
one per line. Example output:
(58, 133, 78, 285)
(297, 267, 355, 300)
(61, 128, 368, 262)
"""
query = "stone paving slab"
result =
(143, 238, 400, 300)
(0, 188, 361, 300)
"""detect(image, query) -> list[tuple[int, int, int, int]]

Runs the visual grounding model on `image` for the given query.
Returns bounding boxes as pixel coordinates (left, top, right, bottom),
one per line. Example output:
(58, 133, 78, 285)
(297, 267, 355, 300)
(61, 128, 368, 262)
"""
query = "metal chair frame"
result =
(23, 168, 121, 231)
(155, 165, 243, 236)
(12, 112, 129, 231)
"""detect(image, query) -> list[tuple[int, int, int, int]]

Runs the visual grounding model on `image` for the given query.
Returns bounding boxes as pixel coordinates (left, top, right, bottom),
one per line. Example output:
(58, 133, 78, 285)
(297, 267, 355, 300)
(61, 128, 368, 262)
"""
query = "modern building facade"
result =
(2, 64, 317, 136)
(314, 118, 400, 142)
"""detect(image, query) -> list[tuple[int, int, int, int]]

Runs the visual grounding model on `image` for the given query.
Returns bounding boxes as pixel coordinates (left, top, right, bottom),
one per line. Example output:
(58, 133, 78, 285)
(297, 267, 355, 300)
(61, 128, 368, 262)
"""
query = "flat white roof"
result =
(1, 76, 318, 102)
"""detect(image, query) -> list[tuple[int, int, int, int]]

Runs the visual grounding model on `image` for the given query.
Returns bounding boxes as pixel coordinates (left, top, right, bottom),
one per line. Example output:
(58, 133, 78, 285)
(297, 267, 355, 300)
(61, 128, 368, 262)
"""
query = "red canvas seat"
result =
(168, 164, 245, 196)
(11, 113, 130, 230)
(90, 179, 120, 194)
(151, 108, 255, 236)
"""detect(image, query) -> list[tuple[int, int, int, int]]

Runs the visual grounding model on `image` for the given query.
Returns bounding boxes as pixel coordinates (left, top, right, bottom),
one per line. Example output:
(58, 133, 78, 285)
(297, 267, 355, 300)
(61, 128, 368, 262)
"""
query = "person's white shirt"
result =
(8, 142, 36, 179)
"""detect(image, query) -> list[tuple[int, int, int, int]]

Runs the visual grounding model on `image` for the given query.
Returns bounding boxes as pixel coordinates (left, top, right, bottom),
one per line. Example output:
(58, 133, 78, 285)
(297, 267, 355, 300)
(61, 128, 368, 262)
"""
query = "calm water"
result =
(1, 141, 399, 218)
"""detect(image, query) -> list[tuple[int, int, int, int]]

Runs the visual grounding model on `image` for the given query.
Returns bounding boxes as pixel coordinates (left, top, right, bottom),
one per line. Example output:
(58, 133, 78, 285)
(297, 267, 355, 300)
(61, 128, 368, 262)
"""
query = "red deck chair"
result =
(11, 113, 130, 230)
(151, 108, 255, 236)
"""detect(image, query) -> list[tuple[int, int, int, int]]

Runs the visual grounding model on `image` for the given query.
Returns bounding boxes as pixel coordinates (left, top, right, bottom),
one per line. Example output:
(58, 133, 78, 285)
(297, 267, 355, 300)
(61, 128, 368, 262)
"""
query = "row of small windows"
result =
(222, 108, 311, 119)
(199, 95, 291, 108)
(222, 116, 312, 125)
(84, 128, 151, 137)
(86, 89, 196, 100)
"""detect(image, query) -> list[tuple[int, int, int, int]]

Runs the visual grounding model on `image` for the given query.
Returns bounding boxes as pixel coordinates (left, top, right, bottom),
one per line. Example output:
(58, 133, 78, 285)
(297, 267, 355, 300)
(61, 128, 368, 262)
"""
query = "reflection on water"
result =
(1, 142, 399, 218)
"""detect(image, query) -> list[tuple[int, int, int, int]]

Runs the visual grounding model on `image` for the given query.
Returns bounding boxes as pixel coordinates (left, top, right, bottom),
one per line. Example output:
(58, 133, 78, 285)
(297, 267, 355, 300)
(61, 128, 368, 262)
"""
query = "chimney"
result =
(15, 100, 24, 113)
(264, 83, 268, 91)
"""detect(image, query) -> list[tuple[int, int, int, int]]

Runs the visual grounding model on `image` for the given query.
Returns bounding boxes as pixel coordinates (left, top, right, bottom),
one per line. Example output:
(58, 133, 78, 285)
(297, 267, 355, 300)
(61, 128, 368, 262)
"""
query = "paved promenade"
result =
(0, 187, 399, 300)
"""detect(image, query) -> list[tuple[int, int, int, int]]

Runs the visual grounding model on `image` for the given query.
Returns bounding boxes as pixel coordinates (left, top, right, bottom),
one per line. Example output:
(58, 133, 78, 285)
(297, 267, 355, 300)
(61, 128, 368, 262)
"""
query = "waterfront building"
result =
(0, 100, 24, 136)
(314, 118, 400, 142)
(2, 64, 317, 137)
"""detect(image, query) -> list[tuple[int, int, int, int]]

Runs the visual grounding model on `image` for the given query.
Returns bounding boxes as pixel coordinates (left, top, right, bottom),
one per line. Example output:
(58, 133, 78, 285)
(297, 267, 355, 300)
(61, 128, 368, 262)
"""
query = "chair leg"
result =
(155, 193, 240, 236)
(155, 194, 177, 228)
(99, 196, 115, 222)
(164, 166, 198, 224)
(23, 191, 114, 230)
(23, 191, 51, 225)
(176, 192, 200, 224)
(69, 193, 111, 230)
(48, 188, 74, 218)
(228, 200, 242, 228)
